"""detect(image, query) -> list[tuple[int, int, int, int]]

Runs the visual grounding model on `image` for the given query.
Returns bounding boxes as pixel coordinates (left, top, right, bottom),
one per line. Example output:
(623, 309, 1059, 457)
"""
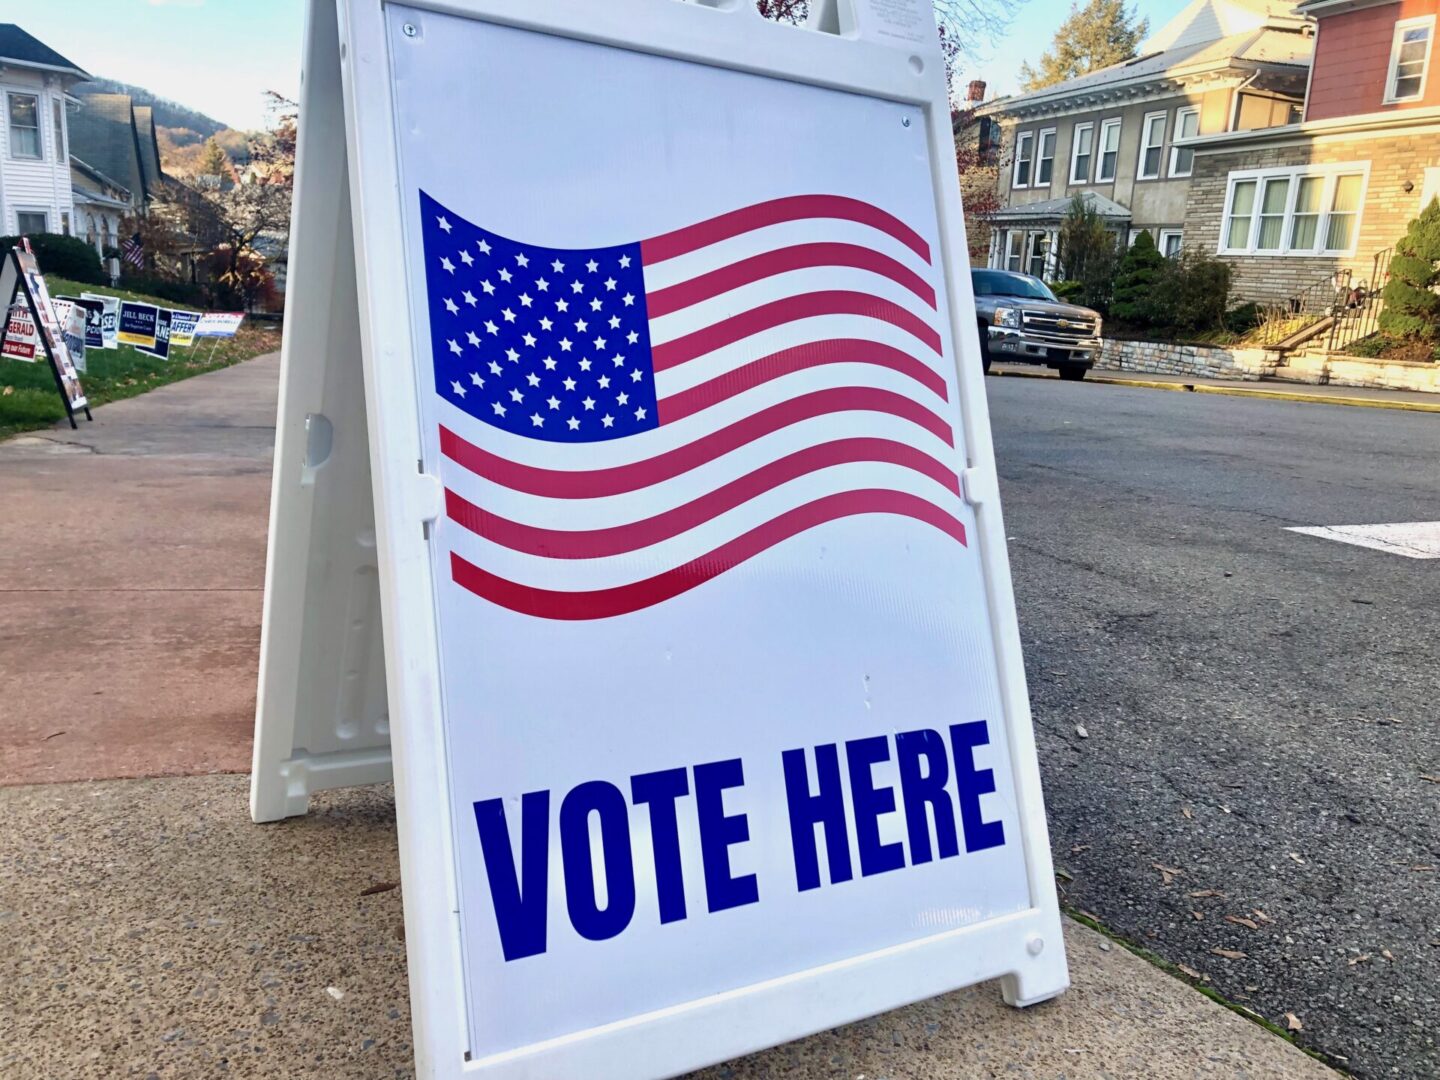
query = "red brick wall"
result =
(1307, 0, 1440, 121)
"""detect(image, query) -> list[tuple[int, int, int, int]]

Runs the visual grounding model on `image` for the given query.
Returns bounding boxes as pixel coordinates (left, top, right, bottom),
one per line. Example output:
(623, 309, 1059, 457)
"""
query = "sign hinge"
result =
(961, 467, 996, 508)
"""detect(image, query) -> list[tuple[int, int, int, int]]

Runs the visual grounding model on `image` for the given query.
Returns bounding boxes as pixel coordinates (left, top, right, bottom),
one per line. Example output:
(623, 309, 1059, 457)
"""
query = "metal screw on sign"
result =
(901, 117, 911, 128)
(1027, 936, 1045, 956)
(402, 22, 418, 37)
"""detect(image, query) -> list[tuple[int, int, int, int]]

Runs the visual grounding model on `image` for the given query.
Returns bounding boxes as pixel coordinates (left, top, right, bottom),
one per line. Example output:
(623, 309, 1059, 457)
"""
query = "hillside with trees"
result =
(74, 77, 251, 175)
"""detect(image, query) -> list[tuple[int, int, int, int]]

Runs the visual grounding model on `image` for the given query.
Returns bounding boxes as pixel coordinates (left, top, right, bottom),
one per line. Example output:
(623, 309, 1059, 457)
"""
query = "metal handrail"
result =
(1326, 247, 1393, 353)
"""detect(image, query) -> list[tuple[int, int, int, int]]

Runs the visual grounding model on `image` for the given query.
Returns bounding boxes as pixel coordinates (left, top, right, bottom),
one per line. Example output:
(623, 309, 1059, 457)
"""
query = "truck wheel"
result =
(1058, 365, 1089, 382)
(978, 325, 992, 373)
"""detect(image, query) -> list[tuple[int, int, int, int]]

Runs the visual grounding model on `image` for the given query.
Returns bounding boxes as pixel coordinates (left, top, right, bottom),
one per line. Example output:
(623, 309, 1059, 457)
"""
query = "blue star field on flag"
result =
(420, 192, 660, 444)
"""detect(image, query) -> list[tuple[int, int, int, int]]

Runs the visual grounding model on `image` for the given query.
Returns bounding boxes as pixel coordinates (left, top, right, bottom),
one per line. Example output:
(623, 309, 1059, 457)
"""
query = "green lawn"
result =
(0, 277, 281, 438)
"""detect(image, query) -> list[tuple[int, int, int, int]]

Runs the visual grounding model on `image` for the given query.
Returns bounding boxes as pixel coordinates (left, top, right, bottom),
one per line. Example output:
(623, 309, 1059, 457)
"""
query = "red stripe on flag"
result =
(449, 489, 966, 619)
(645, 243, 936, 318)
(659, 339, 948, 423)
(438, 387, 952, 498)
(641, 195, 931, 265)
(651, 291, 943, 372)
(446, 437, 960, 558)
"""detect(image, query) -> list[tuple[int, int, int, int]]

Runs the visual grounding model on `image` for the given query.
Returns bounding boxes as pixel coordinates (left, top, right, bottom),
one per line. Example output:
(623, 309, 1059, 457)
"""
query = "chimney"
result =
(966, 79, 986, 103)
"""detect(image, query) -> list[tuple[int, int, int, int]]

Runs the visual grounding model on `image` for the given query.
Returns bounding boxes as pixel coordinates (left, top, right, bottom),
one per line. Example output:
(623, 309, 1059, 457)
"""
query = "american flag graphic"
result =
(419, 190, 967, 621)
(120, 232, 145, 269)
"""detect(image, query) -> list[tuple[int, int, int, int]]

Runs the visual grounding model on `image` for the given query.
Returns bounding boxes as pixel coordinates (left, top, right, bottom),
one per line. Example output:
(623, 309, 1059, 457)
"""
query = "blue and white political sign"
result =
(255, 1, 1066, 1077)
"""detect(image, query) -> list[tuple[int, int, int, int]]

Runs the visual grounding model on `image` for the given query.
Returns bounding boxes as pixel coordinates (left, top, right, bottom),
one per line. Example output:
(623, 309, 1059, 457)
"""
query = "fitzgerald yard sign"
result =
(250, 2, 1067, 1078)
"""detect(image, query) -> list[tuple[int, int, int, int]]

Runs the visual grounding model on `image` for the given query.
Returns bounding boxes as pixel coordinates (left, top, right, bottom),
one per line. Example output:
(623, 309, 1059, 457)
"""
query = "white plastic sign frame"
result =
(252, 0, 1068, 1076)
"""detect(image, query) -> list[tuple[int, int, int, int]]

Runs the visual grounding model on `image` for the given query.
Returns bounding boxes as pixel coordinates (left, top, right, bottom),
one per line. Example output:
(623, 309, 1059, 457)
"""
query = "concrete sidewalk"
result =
(0, 355, 1340, 1079)
(1, 774, 1337, 1080)
(991, 363, 1440, 412)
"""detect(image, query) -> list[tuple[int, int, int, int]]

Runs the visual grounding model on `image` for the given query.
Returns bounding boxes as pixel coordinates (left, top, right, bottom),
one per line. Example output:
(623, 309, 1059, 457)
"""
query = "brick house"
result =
(974, 0, 1312, 279)
(1179, 0, 1440, 306)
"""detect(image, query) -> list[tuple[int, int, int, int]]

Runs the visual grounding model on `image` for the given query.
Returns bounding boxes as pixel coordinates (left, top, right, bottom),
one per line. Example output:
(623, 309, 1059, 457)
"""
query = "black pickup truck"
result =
(972, 269, 1103, 381)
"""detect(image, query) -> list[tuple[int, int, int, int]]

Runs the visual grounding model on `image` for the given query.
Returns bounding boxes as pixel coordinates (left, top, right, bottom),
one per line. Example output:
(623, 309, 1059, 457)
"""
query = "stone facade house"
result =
(975, 0, 1312, 279)
(1180, 0, 1440, 306)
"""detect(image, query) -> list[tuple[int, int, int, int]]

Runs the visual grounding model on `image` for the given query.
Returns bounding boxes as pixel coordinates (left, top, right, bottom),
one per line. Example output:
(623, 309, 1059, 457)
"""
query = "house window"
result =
(1219, 164, 1369, 256)
(1026, 231, 1050, 278)
(1137, 111, 1166, 179)
(16, 210, 47, 234)
(52, 99, 65, 161)
(1035, 128, 1056, 185)
(1070, 122, 1094, 184)
(1013, 131, 1034, 188)
(1170, 107, 1199, 177)
(1158, 229, 1183, 258)
(1097, 118, 1121, 182)
(1386, 15, 1434, 103)
(1005, 231, 1023, 271)
(8, 94, 40, 159)
(60, 212, 70, 236)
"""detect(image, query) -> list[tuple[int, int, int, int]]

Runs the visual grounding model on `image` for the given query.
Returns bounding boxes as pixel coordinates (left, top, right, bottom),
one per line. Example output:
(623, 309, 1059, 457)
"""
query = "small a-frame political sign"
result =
(252, 1, 1068, 1077)
(0, 242, 91, 427)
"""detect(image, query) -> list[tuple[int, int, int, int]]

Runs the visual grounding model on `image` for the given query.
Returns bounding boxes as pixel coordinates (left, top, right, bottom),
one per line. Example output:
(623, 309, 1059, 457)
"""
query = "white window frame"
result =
(7, 92, 41, 160)
(1012, 130, 1035, 189)
(1169, 106, 1199, 177)
(1384, 14, 1435, 104)
(14, 208, 48, 234)
(1137, 110, 1166, 180)
(1004, 230, 1023, 271)
(51, 98, 65, 162)
(1158, 229, 1183, 257)
(1096, 118, 1121, 183)
(1025, 230, 1050, 279)
(1216, 162, 1371, 257)
(1035, 127, 1056, 186)
(1069, 121, 1094, 185)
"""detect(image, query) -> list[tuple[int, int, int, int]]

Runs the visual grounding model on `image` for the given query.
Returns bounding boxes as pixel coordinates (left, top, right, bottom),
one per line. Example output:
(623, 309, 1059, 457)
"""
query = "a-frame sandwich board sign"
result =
(251, 0, 1069, 1077)
(0, 243, 92, 428)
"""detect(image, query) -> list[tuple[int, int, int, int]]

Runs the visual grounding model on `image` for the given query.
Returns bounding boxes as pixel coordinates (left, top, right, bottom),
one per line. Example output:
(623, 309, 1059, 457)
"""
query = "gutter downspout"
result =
(1229, 70, 1262, 132)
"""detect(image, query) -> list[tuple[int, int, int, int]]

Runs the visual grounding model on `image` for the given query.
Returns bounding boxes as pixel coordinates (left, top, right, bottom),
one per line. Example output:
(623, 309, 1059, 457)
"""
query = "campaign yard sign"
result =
(169, 309, 202, 347)
(252, 2, 1066, 1078)
(82, 292, 120, 349)
(2, 302, 36, 360)
(194, 311, 245, 338)
(118, 301, 158, 348)
(58, 295, 106, 350)
(136, 307, 173, 360)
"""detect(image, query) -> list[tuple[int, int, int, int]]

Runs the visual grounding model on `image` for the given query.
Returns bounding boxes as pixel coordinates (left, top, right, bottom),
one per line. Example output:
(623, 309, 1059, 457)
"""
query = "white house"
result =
(0, 24, 89, 237)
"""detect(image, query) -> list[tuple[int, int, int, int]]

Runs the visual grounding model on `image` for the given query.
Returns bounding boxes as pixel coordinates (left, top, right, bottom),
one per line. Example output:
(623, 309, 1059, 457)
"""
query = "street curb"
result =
(989, 368, 1440, 414)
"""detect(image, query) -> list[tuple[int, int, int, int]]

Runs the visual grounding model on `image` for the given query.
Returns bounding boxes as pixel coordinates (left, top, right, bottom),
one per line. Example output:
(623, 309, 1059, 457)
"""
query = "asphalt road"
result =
(988, 376, 1440, 1079)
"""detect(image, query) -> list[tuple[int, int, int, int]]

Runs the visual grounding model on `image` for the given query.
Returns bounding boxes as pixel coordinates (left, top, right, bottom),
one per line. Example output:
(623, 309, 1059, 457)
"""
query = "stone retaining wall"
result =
(1094, 339, 1273, 381)
(1277, 353, 1440, 393)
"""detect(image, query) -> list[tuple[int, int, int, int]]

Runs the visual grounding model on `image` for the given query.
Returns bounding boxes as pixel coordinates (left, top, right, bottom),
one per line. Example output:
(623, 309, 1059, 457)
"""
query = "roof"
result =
(70, 156, 131, 201)
(977, 0, 1312, 118)
(68, 93, 146, 201)
(0, 24, 89, 80)
(989, 192, 1132, 224)
(133, 105, 167, 193)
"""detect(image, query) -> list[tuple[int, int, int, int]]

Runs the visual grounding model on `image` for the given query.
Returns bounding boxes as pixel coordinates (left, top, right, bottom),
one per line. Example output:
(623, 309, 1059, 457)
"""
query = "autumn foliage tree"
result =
(1020, 0, 1148, 91)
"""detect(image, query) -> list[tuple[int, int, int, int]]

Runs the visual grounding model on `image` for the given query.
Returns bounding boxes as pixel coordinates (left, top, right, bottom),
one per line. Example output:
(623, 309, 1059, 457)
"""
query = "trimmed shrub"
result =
(1165, 251, 1231, 332)
(0, 233, 105, 285)
(1378, 197, 1440, 342)
(1110, 230, 1165, 324)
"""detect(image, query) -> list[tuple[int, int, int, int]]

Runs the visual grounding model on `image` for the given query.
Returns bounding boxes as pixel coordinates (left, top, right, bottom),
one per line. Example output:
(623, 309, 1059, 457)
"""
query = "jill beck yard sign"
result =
(251, 1, 1067, 1078)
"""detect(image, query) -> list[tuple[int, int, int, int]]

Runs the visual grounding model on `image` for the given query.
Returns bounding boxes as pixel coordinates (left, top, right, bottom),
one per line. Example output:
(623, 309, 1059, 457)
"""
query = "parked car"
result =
(971, 269, 1102, 381)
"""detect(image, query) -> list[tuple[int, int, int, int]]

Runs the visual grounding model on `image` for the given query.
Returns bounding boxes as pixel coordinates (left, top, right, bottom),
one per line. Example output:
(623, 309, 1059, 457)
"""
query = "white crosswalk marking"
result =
(1286, 522, 1440, 559)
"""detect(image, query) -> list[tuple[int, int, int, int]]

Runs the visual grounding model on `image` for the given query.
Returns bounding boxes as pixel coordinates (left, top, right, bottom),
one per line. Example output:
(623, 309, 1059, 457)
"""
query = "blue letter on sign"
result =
(846, 735, 905, 877)
(694, 758, 759, 912)
(631, 767, 690, 924)
(895, 728, 959, 864)
(782, 743, 853, 891)
(560, 781, 637, 941)
(948, 721, 1006, 853)
(473, 790, 551, 961)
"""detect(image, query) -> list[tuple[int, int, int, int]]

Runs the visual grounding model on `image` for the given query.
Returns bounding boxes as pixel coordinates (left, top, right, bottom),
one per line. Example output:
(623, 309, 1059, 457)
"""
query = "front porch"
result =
(985, 192, 1131, 281)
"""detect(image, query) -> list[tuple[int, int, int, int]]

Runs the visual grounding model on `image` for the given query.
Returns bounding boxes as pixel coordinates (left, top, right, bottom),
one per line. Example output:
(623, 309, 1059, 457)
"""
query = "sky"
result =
(16, 0, 1182, 132)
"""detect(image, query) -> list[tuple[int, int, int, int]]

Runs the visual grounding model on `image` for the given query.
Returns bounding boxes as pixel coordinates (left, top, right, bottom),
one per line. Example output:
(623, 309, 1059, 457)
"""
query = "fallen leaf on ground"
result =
(1421, 776, 1440, 784)
(1189, 889, 1225, 899)
(1225, 915, 1259, 930)
(1382, 949, 1394, 960)
(1288, 852, 1306, 865)
(1211, 947, 1247, 959)
(1285, 1012, 1303, 1032)
(1177, 963, 1205, 981)
(1191, 911, 1204, 921)
(1348, 954, 1370, 966)
(1412, 865, 1436, 872)
(1152, 863, 1183, 886)
(1075, 724, 1089, 738)
(360, 882, 400, 896)
(1070, 844, 1090, 854)
(1181, 806, 1193, 819)
(1252, 909, 1272, 924)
